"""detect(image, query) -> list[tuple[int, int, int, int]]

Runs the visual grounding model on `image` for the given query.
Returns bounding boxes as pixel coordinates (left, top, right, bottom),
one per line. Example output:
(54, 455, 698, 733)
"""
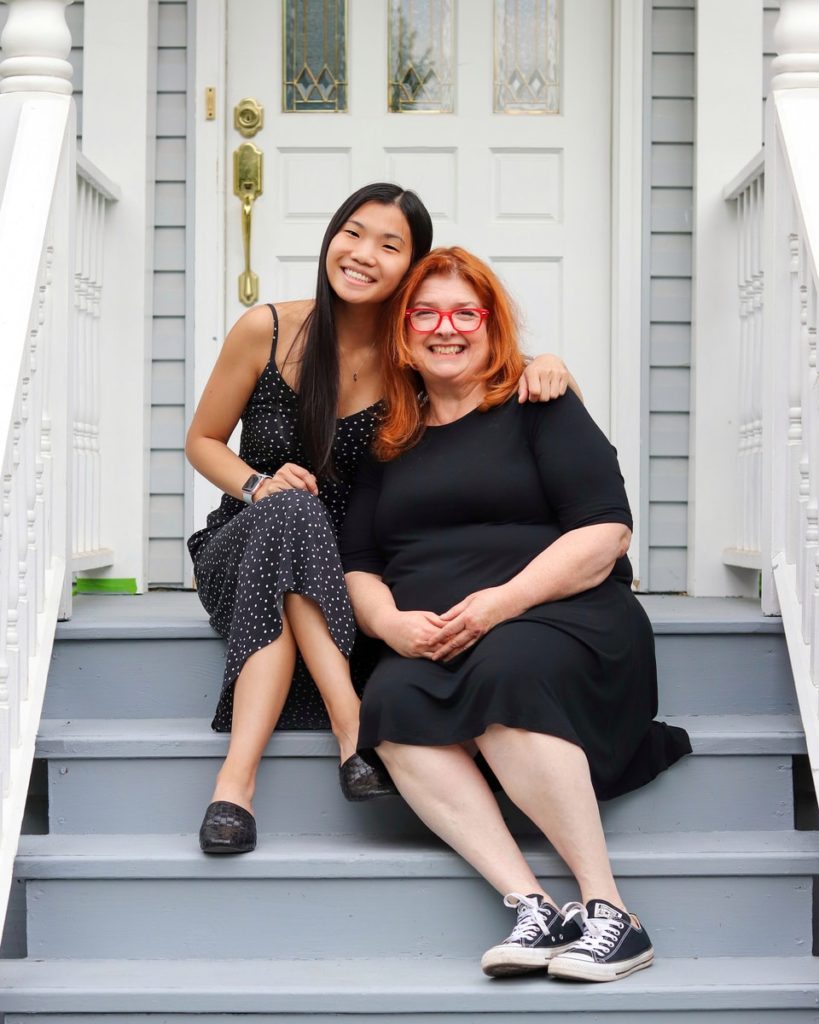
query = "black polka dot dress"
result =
(187, 305, 379, 731)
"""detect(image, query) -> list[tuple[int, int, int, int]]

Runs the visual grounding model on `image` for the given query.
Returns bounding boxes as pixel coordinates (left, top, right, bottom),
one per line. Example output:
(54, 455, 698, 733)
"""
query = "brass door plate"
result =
(234, 97, 264, 138)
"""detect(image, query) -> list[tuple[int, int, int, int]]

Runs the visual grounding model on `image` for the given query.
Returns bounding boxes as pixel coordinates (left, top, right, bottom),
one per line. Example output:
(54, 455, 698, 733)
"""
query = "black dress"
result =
(187, 305, 379, 731)
(341, 393, 691, 800)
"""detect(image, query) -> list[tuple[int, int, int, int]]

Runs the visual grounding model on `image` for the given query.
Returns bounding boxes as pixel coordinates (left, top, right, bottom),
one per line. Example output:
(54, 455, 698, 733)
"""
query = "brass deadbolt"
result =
(234, 97, 264, 138)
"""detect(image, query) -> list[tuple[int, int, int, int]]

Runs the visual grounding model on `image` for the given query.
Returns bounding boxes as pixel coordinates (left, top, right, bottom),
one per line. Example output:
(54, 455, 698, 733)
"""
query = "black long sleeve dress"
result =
(341, 392, 691, 800)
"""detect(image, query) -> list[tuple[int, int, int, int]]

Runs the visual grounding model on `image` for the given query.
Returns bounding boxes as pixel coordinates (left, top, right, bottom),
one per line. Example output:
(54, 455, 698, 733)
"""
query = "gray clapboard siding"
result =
(646, 2, 694, 590)
(150, 0, 189, 586)
(764, 2, 780, 107)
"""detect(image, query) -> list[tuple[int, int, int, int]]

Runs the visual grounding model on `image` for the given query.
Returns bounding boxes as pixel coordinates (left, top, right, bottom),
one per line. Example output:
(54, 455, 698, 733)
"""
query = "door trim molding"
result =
(192, 1, 646, 583)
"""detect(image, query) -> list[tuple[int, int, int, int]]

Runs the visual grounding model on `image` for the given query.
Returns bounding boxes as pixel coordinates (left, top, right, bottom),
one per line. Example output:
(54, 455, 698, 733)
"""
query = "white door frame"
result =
(190, 0, 645, 583)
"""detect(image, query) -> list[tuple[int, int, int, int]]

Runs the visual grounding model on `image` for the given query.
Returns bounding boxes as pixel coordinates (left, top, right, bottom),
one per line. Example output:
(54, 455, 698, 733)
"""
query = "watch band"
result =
(241, 473, 272, 504)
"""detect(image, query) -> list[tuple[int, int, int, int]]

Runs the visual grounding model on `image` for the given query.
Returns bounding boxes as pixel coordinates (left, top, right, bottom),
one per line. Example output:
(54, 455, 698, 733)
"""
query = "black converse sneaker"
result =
(548, 898, 654, 982)
(481, 893, 586, 977)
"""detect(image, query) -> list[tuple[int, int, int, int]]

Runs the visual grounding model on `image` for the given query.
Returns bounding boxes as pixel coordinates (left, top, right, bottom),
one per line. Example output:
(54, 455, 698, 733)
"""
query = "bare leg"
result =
(283, 593, 361, 762)
(476, 725, 624, 909)
(211, 615, 297, 813)
(378, 740, 556, 903)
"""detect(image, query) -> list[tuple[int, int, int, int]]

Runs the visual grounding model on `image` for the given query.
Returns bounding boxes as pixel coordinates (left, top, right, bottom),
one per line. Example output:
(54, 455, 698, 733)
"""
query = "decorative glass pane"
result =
(494, 0, 560, 114)
(284, 0, 348, 112)
(388, 1, 454, 113)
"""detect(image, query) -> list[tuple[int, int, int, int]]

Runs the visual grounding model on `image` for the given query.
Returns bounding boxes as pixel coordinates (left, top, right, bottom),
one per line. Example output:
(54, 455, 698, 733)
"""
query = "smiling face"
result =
(406, 273, 492, 390)
(325, 201, 413, 306)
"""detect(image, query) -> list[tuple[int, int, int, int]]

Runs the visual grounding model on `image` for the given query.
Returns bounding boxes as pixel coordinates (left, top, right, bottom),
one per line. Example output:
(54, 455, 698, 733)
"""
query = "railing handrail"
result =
(774, 90, 819, 291)
(723, 148, 764, 203)
(76, 150, 121, 204)
(0, 98, 70, 451)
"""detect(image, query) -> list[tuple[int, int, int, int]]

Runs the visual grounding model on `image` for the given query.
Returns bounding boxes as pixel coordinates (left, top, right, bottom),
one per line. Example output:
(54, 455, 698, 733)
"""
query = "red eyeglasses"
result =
(405, 308, 490, 334)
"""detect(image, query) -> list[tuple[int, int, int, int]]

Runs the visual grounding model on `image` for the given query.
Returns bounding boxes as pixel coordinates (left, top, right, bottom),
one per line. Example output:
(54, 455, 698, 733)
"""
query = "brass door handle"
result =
(234, 142, 263, 306)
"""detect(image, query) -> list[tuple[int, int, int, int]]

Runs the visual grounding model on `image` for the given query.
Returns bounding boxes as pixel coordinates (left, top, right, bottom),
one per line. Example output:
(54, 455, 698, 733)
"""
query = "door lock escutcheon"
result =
(234, 97, 264, 138)
(233, 142, 263, 306)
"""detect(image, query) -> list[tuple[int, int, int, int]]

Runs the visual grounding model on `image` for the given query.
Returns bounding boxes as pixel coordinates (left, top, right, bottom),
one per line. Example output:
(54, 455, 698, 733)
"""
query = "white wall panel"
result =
(279, 149, 352, 219)
(491, 150, 562, 222)
(491, 258, 561, 357)
(385, 149, 457, 221)
(277, 258, 320, 301)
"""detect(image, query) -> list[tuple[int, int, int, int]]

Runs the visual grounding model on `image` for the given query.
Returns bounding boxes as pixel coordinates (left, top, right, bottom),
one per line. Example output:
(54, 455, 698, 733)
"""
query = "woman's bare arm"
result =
(345, 571, 446, 659)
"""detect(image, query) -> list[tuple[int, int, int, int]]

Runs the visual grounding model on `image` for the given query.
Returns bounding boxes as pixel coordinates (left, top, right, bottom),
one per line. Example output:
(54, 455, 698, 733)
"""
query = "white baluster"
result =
(0, 0, 73, 95)
(804, 501, 819, 640)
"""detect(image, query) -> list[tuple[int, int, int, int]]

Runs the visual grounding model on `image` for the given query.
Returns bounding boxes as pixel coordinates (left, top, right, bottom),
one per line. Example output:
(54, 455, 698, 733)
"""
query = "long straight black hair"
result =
(294, 183, 433, 479)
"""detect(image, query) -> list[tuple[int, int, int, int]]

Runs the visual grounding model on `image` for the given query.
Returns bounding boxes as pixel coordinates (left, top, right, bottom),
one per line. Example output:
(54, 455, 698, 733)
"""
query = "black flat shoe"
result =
(199, 800, 257, 853)
(339, 753, 399, 802)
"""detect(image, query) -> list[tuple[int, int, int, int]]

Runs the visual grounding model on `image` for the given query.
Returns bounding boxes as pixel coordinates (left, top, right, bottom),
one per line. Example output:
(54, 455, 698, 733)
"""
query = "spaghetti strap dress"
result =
(187, 305, 380, 731)
(341, 393, 691, 801)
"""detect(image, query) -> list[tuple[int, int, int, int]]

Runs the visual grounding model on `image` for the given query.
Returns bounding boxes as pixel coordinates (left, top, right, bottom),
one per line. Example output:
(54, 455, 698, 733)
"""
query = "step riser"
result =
(25, 876, 812, 960)
(7, 1014, 819, 1023)
(45, 754, 794, 835)
(43, 634, 796, 720)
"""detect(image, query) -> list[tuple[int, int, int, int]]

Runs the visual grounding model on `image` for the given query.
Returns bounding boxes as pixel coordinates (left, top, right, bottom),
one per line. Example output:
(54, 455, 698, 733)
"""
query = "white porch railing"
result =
(724, 0, 819, 799)
(72, 153, 119, 575)
(0, 0, 119, 930)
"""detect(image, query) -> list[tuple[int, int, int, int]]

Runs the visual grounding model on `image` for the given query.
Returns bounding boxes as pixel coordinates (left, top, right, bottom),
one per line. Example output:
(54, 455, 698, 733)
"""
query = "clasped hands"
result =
(381, 586, 520, 662)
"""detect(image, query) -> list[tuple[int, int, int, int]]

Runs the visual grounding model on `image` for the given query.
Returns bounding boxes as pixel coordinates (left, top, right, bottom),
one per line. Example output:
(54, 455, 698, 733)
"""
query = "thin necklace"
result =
(340, 341, 375, 383)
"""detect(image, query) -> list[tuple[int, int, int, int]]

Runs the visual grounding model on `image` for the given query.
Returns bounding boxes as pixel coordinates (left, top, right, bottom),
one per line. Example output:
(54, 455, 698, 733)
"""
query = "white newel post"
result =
(688, 0, 763, 596)
(0, 0, 75, 924)
(79, 0, 156, 592)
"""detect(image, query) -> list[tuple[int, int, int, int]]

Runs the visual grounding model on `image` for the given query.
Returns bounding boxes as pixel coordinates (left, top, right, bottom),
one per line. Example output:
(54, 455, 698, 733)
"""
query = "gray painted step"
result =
(15, 831, 818, 959)
(43, 594, 796, 719)
(38, 717, 799, 835)
(0, 956, 818, 1017)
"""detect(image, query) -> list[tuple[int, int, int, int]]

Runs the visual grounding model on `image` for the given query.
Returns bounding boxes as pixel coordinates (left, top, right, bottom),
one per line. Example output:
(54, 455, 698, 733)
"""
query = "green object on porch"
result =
(73, 578, 138, 595)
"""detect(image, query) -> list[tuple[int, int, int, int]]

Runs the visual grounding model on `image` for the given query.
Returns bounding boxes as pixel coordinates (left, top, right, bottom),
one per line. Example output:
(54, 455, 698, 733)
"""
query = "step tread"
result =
(55, 592, 785, 640)
(0, 957, 815, 1013)
(14, 829, 819, 878)
(35, 714, 807, 757)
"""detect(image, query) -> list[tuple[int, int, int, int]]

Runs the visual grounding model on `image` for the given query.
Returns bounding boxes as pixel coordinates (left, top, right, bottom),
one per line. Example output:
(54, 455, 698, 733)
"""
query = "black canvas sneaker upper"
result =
(557, 898, 652, 965)
(498, 893, 586, 952)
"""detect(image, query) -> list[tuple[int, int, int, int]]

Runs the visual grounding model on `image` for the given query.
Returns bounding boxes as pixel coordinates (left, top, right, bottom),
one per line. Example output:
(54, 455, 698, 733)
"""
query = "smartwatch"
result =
(241, 473, 272, 505)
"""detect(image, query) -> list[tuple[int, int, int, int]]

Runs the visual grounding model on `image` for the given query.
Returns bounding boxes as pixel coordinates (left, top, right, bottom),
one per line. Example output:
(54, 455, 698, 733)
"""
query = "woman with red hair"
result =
(341, 248, 690, 983)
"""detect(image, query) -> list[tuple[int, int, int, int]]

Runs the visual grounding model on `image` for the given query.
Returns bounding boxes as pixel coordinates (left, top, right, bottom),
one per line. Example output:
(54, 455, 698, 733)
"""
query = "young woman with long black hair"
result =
(185, 183, 579, 853)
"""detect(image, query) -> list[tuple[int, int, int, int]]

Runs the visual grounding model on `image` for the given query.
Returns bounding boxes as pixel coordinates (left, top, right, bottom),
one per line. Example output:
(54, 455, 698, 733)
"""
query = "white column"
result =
(79, 0, 157, 591)
(688, 0, 763, 596)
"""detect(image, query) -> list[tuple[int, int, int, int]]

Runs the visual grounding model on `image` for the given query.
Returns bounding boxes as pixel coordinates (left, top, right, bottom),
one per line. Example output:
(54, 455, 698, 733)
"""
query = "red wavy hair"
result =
(374, 247, 526, 461)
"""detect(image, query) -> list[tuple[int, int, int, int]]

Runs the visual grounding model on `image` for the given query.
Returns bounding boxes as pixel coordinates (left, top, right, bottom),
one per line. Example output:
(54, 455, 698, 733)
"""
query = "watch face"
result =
(243, 474, 262, 494)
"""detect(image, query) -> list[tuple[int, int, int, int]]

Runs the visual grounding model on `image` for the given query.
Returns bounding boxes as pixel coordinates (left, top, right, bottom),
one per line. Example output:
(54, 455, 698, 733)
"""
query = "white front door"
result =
(222, 0, 612, 418)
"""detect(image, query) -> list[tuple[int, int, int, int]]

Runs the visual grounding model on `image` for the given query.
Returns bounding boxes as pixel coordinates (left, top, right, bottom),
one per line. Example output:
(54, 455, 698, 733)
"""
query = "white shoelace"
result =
(502, 893, 553, 943)
(568, 914, 626, 956)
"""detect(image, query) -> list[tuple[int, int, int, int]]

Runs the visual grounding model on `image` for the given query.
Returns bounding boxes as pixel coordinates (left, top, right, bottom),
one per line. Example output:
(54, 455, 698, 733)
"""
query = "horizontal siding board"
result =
(650, 413, 690, 458)
(652, 98, 694, 143)
(651, 143, 693, 188)
(157, 47, 187, 92)
(156, 138, 187, 182)
(648, 547, 688, 592)
(649, 323, 691, 367)
(151, 360, 186, 404)
(154, 271, 186, 316)
(650, 277, 692, 323)
(149, 495, 185, 538)
(157, 92, 187, 137)
(154, 227, 186, 271)
(651, 54, 694, 98)
(155, 183, 186, 226)
(69, 48, 83, 85)
(66, 2, 84, 38)
(150, 451, 185, 494)
(149, 538, 185, 586)
(151, 405, 186, 449)
(649, 502, 688, 547)
(764, 8, 780, 53)
(158, 2, 187, 47)
(650, 233, 692, 277)
(649, 457, 689, 502)
(153, 318, 187, 360)
(649, 367, 690, 413)
(652, 9, 695, 54)
(650, 188, 693, 233)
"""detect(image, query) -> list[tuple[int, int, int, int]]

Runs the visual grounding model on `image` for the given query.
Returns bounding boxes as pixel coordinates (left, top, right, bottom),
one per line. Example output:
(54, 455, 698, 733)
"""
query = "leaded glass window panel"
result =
(494, 0, 560, 114)
(284, 0, 348, 112)
(388, 1, 454, 113)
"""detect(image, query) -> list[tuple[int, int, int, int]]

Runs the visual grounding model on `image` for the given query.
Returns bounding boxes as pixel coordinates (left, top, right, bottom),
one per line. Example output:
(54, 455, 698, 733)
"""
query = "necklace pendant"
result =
(352, 372, 358, 382)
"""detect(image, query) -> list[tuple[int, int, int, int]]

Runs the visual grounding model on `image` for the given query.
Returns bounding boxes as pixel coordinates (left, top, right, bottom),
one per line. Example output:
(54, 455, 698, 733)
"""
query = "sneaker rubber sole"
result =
(481, 941, 575, 978)
(548, 947, 654, 983)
